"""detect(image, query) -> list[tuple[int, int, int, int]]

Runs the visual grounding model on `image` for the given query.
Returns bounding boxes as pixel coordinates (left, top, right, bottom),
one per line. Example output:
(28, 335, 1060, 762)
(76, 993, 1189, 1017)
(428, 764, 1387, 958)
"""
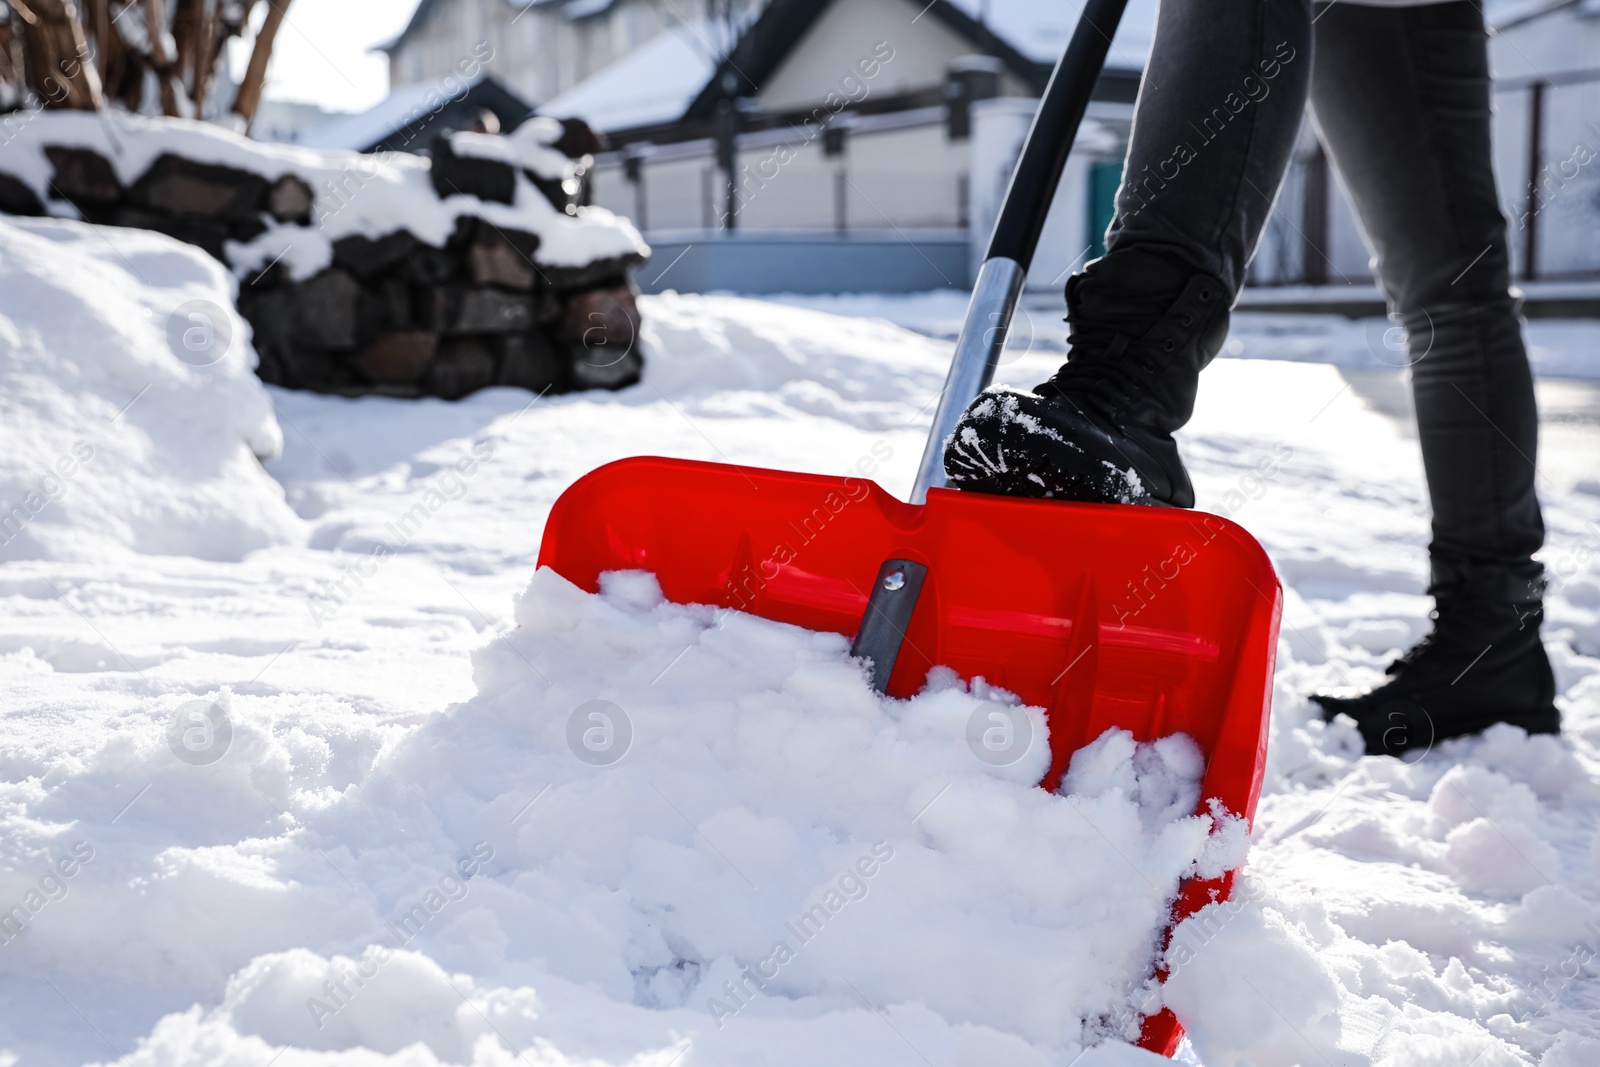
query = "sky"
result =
(230, 0, 425, 114)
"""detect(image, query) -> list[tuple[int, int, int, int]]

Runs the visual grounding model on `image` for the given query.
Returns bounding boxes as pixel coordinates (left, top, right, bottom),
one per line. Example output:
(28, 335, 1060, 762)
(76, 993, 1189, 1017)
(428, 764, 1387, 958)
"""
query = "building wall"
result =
(388, 0, 752, 107)
(391, 0, 557, 102)
(387, 1, 1599, 290)
(1247, 123, 1372, 288)
(589, 112, 975, 236)
(754, 0, 1032, 111)
(966, 97, 1133, 293)
(582, 95, 1139, 294)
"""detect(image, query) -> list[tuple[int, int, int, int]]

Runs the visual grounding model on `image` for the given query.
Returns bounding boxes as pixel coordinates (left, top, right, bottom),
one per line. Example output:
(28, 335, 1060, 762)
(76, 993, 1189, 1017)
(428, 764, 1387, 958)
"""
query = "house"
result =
(296, 74, 535, 155)
(543, 0, 1158, 292)
(252, 100, 345, 145)
(349, 0, 1600, 295)
(382, 0, 762, 109)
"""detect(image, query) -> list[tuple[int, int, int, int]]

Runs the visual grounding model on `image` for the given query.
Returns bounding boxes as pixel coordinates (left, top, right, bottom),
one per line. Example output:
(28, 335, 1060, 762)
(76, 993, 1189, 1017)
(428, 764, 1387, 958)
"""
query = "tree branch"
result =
(230, 0, 286, 127)
(143, 0, 181, 115)
(13, 0, 103, 109)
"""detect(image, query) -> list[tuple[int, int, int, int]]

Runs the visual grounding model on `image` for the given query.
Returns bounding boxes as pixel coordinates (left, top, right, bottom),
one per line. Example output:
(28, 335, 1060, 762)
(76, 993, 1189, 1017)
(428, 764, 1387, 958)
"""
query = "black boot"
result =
(943, 247, 1230, 507)
(1311, 560, 1559, 757)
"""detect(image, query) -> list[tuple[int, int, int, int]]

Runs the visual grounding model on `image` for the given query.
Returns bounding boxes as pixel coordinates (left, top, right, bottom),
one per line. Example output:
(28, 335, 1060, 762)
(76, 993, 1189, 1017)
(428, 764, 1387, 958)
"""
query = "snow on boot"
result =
(1311, 561, 1559, 758)
(943, 248, 1229, 507)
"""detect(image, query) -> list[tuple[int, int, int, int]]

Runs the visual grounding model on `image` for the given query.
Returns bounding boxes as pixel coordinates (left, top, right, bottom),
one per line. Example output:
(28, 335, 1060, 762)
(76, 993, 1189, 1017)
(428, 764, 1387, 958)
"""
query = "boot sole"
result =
(1315, 694, 1561, 757)
(1429, 705, 1561, 742)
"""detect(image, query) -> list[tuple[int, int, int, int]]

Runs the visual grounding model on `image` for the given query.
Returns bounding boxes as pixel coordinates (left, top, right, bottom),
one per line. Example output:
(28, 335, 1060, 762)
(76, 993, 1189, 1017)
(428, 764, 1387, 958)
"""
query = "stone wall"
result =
(239, 218, 643, 399)
(0, 130, 646, 400)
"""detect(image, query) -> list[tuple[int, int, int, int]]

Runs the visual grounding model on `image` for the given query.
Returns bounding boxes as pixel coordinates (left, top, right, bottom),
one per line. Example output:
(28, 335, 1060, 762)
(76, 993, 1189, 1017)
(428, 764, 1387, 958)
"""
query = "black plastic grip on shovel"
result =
(852, 0, 1131, 690)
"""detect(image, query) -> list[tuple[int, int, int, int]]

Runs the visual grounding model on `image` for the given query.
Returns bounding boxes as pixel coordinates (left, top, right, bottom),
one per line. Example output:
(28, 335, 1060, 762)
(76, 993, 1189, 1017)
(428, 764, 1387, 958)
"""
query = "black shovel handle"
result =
(984, 0, 1130, 271)
(871, 0, 1135, 682)
(908, 0, 1133, 505)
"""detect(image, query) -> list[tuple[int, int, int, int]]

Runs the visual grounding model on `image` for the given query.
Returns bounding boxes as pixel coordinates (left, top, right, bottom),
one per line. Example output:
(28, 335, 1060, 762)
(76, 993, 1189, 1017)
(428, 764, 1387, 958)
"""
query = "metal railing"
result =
(1498, 68, 1600, 281)
(591, 115, 971, 236)
(1249, 66, 1600, 287)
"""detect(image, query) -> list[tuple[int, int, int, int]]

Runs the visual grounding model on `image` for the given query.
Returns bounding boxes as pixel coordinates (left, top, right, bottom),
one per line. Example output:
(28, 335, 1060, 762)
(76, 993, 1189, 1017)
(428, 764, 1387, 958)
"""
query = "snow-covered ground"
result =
(768, 289, 1600, 382)
(3, 217, 1600, 1066)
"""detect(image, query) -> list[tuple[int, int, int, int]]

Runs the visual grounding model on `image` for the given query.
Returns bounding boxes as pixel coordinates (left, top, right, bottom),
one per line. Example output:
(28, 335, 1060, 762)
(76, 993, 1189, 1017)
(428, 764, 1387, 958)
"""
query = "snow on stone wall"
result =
(0, 112, 650, 400)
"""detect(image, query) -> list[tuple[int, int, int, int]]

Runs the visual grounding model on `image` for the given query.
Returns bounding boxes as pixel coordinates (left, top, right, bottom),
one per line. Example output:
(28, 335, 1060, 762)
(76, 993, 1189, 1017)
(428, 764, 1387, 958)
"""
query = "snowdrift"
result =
(0, 215, 299, 561)
(2, 286, 1597, 1065)
(0, 111, 650, 399)
(21, 567, 1242, 1065)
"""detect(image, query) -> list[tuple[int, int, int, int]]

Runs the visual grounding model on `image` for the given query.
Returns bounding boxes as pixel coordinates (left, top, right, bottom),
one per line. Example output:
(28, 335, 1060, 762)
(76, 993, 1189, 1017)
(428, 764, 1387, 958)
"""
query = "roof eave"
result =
(682, 0, 1067, 121)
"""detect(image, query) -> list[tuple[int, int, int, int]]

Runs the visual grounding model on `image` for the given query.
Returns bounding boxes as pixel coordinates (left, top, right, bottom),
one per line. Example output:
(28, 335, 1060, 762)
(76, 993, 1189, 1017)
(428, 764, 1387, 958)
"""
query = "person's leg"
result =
(1307, 0, 1543, 571)
(1306, 0, 1555, 752)
(1103, 0, 1312, 293)
(944, 0, 1312, 506)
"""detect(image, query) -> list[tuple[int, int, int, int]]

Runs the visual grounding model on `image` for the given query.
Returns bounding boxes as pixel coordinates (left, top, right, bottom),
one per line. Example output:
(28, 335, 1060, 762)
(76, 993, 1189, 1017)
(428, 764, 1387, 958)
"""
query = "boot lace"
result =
(1385, 586, 1535, 681)
(1386, 615, 1440, 677)
(1036, 328, 1163, 419)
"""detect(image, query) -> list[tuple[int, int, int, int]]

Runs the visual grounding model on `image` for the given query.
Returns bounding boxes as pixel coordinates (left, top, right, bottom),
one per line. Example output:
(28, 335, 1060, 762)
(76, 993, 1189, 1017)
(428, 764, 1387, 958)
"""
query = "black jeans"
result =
(1105, 0, 1544, 574)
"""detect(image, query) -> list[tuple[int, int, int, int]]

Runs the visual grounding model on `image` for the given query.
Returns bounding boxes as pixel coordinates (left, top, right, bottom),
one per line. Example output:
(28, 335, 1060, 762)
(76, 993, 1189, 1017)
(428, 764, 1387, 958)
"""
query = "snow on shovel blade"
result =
(539, 456, 1280, 808)
(537, 454, 1283, 1055)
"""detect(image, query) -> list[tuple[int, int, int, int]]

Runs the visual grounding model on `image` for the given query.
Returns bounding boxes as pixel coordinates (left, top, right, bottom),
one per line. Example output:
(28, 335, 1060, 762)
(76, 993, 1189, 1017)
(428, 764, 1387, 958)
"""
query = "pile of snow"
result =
(0, 111, 647, 281)
(10, 561, 1240, 1065)
(1159, 724, 1600, 1067)
(2, 289, 1598, 1065)
(0, 215, 299, 561)
(460, 118, 574, 181)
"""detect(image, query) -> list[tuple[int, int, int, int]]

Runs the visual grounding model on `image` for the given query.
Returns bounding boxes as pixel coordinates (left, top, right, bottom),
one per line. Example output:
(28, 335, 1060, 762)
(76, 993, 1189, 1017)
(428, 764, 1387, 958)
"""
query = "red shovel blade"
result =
(539, 456, 1280, 814)
(537, 456, 1283, 1055)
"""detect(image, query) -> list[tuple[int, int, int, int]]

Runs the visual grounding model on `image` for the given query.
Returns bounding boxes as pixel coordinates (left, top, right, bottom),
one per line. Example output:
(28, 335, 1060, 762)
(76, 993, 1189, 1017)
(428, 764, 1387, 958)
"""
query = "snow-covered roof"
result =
(295, 74, 533, 153)
(539, 27, 717, 131)
(943, 0, 1159, 68)
(544, 0, 1156, 133)
(297, 76, 480, 151)
(561, 0, 618, 18)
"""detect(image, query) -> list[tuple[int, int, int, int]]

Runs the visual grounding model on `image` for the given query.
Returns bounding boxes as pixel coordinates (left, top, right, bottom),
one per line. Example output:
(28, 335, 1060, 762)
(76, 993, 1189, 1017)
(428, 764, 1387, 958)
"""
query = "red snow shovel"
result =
(538, 0, 1281, 1054)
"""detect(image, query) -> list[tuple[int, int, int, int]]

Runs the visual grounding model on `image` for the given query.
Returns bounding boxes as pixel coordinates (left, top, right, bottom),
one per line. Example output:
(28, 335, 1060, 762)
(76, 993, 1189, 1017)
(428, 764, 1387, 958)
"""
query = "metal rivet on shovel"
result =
(852, 560, 928, 692)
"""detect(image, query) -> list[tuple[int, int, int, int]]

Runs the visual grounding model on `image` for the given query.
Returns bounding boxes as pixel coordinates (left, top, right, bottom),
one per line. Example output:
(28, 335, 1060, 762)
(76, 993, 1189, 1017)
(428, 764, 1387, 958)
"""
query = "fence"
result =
(1498, 68, 1600, 281)
(590, 66, 1600, 291)
(589, 111, 970, 237)
(1249, 66, 1600, 288)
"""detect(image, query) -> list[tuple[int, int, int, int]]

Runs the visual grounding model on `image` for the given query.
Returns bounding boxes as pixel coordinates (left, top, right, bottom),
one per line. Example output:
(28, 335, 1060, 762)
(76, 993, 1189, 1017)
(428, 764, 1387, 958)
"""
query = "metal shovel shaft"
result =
(910, 0, 1131, 505)
(910, 256, 1025, 503)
